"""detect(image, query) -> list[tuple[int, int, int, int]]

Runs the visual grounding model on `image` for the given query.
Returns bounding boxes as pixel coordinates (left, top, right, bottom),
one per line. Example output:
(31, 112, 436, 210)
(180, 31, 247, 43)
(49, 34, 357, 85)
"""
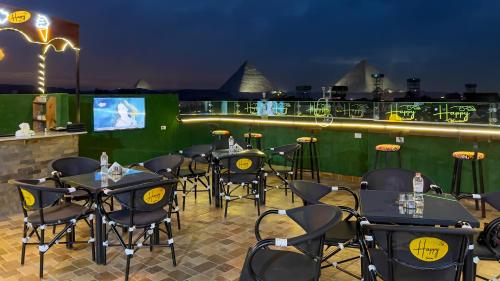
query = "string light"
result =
(180, 117, 500, 137)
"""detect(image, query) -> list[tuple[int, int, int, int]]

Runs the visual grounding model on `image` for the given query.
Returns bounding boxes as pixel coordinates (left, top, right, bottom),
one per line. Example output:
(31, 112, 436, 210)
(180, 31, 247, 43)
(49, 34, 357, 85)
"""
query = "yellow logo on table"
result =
(409, 237, 449, 262)
(143, 187, 165, 204)
(21, 188, 35, 207)
(8, 11, 31, 24)
(236, 158, 253, 170)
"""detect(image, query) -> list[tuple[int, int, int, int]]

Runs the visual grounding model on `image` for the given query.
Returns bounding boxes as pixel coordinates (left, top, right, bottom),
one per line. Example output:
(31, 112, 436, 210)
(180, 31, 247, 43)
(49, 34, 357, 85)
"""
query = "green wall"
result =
(77, 94, 213, 164)
(214, 123, 498, 193)
(1, 93, 497, 193)
(0, 93, 69, 134)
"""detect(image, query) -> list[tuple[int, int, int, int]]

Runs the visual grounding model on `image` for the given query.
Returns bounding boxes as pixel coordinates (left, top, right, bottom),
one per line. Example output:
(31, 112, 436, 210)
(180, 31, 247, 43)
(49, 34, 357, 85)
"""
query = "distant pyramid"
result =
(335, 60, 398, 92)
(220, 61, 274, 95)
(134, 79, 152, 90)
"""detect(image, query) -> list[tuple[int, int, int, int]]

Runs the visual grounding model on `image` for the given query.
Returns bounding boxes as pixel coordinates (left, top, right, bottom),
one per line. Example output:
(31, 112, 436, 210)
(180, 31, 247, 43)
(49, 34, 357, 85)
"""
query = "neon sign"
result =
(433, 104, 476, 123)
(35, 14, 50, 42)
(8, 11, 31, 24)
(0, 9, 9, 25)
(386, 104, 422, 121)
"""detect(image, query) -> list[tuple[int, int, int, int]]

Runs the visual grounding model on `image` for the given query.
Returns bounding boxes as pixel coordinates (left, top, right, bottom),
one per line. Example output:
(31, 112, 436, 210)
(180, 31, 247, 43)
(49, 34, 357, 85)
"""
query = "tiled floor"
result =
(0, 173, 498, 280)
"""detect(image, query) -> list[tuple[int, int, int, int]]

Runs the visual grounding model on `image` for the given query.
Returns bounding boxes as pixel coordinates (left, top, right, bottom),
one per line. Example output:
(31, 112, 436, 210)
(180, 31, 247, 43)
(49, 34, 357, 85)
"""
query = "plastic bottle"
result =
(412, 172, 424, 193)
(228, 136, 235, 152)
(100, 152, 109, 174)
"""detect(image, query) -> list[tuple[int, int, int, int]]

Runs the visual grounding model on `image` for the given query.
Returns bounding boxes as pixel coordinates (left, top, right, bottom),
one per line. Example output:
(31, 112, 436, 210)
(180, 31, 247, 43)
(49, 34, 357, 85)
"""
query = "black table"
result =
(61, 169, 162, 265)
(359, 189, 480, 227)
(211, 149, 266, 207)
(359, 189, 480, 280)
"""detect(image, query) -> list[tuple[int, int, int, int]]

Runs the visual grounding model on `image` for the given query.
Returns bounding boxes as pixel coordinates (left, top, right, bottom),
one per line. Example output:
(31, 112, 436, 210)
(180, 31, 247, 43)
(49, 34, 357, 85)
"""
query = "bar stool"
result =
(374, 144, 401, 169)
(243, 132, 263, 150)
(211, 130, 230, 150)
(451, 150, 486, 218)
(294, 136, 320, 183)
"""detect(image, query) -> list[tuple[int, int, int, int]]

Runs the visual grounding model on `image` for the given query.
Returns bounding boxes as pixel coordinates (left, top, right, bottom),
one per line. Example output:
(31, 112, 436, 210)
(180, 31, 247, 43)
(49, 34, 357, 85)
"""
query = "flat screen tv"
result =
(93, 97, 146, 132)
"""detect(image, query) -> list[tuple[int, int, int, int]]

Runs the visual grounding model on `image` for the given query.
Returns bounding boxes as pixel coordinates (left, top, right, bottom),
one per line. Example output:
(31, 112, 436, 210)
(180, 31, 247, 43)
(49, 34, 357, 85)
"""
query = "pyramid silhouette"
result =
(335, 60, 397, 92)
(220, 61, 274, 94)
(134, 79, 151, 90)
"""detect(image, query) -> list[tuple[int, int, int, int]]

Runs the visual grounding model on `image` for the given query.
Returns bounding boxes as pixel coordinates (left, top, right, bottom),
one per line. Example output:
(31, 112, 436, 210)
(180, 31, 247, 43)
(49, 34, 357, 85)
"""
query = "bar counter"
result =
(0, 131, 86, 217)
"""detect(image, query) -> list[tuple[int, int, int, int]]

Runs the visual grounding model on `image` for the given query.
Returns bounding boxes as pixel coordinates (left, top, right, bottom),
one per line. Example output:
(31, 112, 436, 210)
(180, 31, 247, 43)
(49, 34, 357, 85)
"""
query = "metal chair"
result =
(361, 168, 443, 194)
(218, 150, 266, 218)
(178, 144, 214, 210)
(290, 180, 361, 279)
(130, 154, 184, 229)
(359, 220, 476, 281)
(98, 179, 177, 281)
(9, 178, 95, 278)
(263, 143, 301, 203)
(51, 156, 100, 200)
(457, 191, 500, 281)
(239, 204, 342, 281)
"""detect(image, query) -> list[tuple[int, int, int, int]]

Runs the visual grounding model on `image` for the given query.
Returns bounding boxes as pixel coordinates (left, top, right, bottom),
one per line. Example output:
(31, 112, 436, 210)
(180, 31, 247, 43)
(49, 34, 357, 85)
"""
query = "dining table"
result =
(359, 189, 480, 280)
(60, 169, 163, 265)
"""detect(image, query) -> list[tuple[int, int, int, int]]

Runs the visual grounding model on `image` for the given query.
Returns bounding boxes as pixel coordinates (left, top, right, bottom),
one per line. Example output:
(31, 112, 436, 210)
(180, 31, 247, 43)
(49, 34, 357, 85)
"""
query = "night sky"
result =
(1, 0, 500, 92)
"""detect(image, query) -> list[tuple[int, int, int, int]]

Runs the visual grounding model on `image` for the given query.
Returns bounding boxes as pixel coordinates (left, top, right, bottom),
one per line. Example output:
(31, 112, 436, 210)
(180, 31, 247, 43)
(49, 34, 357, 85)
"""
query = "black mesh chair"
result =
(9, 178, 95, 278)
(290, 180, 361, 279)
(218, 151, 266, 218)
(263, 143, 301, 203)
(457, 191, 500, 281)
(130, 154, 184, 229)
(178, 144, 214, 210)
(359, 220, 476, 281)
(98, 179, 177, 281)
(51, 156, 100, 200)
(361, 168, 443, 194)
(239, 204, 343, 281)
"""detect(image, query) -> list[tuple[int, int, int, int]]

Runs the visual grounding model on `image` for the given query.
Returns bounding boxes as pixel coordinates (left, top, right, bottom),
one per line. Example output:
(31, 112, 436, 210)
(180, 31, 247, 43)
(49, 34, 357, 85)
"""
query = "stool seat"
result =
(375, 144, 400, 152)
(212, 130, 230, 136)
(244, 133, 263, 138)
(452, 151, 486, 160)
(296, 137, 317, 143)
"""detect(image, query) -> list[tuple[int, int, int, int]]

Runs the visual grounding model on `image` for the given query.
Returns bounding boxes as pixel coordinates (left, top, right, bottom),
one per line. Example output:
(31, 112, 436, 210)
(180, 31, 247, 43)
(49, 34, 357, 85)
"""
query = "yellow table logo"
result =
(409, 237, 449, 262)
(236, 158, 253, 170)
(8, 11, 31, 24)
(143, 187, 165, 204)
(21, 189, 35, 207)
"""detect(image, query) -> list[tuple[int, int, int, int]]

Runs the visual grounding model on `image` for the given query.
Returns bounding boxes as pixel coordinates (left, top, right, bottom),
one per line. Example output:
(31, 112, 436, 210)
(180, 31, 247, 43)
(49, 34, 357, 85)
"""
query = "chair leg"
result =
(125, 229, 134, 281)
(471, 160, 479, 211)
(255, 184, 261, 216)
(21, 223, 27, 265)
(89, 219, 96, 261)
(194, 178, 198, 200)
(374, 150, 380, 169)
(456, 160, 463, 197)
(397, 150, 402, 168)
(164, 221, 176, 266)
(478, 160, 486, 218)
(299, 144, 304, 180)
(182, 180, 187, 211)
(451, 158, 459, 195)
(384, 152, 388, 168)
(39, 228, 45, 278)
(309, 142, 315, 179)
(176, 210, 181, 230)
(313, 142, 320, 183)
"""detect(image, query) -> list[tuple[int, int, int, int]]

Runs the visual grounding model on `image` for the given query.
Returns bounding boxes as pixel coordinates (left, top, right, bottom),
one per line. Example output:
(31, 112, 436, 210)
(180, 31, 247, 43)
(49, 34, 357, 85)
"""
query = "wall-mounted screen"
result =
(93, 97, 146, 132)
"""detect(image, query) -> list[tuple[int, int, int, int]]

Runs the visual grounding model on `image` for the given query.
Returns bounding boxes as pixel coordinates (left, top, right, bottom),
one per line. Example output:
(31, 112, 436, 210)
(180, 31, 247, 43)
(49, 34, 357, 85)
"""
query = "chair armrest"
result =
(254, 209, 284, 241)
(332, 186, 360, 212)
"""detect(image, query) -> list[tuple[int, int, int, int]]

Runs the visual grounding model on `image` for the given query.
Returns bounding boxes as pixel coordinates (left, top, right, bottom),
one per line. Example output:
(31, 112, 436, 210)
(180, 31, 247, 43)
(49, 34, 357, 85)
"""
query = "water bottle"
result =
(228, 136, 235, 152)
(100, 152, 109, 174)
(412, 172, 424, 193)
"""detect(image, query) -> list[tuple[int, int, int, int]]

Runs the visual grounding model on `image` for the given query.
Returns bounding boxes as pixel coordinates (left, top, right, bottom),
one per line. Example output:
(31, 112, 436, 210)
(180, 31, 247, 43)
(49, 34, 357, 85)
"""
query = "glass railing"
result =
(179, 100, 499, 126)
